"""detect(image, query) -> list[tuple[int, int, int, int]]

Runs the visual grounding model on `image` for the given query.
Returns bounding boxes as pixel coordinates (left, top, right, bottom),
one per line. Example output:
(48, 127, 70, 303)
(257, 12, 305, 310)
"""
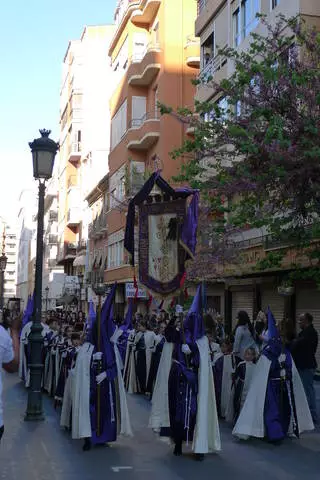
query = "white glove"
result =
(181, 344, 191, 355)
(93, 352, 103, 361)
(61, 351, 67, 358)
(96, 371, 107, 384)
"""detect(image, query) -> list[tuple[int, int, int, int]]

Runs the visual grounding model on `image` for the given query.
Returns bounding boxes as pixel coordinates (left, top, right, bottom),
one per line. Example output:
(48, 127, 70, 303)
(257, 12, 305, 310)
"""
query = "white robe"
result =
(220, 354, 234, 418)
(149, 336, 221, 454)
(149, 341, 174, 431)
(19, 321, 50, 388)
(72, 342, 94, 439)
(233, 354, 314, 440)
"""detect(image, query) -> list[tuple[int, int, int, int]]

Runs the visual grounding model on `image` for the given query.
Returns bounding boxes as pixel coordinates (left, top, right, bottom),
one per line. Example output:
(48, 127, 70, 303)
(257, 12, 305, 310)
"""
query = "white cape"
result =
(220, 354, 233, 418)
(19, 322, 50, 388)
(233, 354, 314, 440)
(72, 342, 94, 439)
(193, 336, 221, 454)
(149, 342, 174, 430)
(113, 339, 133, 436)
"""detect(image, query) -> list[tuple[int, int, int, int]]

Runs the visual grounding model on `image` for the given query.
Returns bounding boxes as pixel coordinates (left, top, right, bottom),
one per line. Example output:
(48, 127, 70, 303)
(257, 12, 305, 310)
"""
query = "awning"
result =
(73, 255, 86, 267)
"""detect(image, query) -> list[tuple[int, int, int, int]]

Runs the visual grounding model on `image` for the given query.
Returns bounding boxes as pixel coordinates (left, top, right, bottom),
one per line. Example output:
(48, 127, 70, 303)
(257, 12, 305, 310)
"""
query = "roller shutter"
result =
(231, 288, 253, 328)
(296, 287, 320, 367)
(261, 287, 285, 325)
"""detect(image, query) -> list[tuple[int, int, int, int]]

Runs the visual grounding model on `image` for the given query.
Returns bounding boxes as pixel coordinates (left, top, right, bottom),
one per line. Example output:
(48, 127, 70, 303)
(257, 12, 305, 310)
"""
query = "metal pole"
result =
(25, 181, 46, 421)
(45, 292, 48, 313)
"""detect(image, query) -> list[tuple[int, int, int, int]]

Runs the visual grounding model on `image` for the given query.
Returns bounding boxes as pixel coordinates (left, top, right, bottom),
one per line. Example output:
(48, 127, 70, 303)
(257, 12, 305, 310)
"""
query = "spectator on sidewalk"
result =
(0, 314, 20, 443)
(291, 313, 319, 425)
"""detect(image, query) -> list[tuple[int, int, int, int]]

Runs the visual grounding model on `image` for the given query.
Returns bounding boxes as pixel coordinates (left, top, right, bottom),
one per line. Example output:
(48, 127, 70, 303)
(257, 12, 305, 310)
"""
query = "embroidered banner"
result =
(139, 199, 186, 296)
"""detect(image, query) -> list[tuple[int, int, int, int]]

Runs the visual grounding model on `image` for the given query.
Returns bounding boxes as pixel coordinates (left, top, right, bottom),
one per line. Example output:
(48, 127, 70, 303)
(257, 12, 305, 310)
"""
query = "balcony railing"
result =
(48, 234, 58, 244)
(49, 210, 58, 222)
(128, 111, 160, 129)
(68, 142, 82, 157)
(48, 259, 57, 268)
(77, 239, 87, 252)
(130, 42, 161, 64)
(200, 52, 227, 81)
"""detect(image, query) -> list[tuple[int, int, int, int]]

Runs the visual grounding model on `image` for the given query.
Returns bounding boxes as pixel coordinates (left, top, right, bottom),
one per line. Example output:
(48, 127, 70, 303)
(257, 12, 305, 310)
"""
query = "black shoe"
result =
(173, 443, 182, 456)
(83, 438, 92, 451)
(195, 454, 205, 462)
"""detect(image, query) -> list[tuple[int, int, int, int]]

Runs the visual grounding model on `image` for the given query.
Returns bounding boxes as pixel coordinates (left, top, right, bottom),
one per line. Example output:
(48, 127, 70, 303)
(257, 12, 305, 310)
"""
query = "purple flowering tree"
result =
(163, 16, 320, 283)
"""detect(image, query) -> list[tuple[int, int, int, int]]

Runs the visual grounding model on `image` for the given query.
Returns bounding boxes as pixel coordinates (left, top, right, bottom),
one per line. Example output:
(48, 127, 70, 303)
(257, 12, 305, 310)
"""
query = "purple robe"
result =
(166, 325, 199, 444)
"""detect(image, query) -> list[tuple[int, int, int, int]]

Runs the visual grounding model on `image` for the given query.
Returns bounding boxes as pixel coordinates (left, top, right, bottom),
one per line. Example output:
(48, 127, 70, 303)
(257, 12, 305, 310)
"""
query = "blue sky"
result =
(0, 0, 116, 220)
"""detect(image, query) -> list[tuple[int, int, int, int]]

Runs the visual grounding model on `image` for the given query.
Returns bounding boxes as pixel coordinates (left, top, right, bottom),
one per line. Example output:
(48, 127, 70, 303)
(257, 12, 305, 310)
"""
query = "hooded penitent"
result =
(233, 307, 314, 441)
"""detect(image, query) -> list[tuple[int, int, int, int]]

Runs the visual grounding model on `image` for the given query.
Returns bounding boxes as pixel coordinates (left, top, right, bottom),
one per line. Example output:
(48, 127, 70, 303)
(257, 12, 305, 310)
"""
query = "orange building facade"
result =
(105, 0, 199, 313)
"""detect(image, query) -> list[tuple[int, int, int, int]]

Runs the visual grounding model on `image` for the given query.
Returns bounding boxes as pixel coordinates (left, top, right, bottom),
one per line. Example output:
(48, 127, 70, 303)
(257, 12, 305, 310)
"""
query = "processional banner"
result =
(124, 172, 199, 297)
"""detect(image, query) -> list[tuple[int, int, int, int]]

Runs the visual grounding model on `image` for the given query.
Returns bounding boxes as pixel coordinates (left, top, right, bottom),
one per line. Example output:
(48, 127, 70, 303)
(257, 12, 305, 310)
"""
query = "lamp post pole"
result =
(25, 129, 59, 422)
(0, 228, 7, 311)
(45, 286, 49, 313)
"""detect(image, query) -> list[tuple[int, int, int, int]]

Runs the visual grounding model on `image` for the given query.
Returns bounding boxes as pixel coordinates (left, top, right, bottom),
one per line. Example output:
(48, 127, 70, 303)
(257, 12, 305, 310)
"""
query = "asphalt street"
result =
(1, 373, 320, 480)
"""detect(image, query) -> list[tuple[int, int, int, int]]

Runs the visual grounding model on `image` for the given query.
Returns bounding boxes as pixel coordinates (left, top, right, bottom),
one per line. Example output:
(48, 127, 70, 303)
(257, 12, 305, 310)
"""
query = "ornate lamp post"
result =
(45, 286, 49, 313)
(0, 233, 8, 310)
(25, 129, 59, 421)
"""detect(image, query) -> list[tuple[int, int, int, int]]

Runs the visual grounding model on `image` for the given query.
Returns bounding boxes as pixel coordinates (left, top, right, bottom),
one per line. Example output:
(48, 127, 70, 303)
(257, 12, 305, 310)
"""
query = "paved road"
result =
(1, 373, 320, 480)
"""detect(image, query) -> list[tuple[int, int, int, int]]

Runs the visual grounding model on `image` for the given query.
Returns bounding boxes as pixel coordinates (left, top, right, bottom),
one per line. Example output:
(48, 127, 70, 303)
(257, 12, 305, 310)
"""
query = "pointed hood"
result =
(183, 284, 205, 341)
(121, 299, 133, 332)
(263, 307, 282, 359)
(22, 292, 34, 329)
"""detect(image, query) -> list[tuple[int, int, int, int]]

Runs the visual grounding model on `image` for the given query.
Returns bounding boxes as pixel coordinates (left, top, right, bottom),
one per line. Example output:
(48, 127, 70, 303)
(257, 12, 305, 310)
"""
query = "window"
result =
(112, 37, 128, 73)
(107, 240, 124, 268)
(118, 177, 125, 202)
(201, 32, 215, 69)
(133, 33, 147, 61)
(111, 100, 127, 149)
(233, 0, 260, 47)
(110, 188, 116, 209)
(271, 0, 279, 9)
(131, 96, 147, 126)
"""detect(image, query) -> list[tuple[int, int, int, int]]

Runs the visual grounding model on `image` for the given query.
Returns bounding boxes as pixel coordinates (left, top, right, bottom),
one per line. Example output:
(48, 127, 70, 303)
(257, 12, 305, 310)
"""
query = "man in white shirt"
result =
(0, 315, 20, 443)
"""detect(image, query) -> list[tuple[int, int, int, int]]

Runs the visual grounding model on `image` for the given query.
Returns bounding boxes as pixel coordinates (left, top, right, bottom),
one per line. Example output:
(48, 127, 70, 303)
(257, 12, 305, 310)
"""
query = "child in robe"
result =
(232, 346, 257, 423)
(213, 339, 234, 418)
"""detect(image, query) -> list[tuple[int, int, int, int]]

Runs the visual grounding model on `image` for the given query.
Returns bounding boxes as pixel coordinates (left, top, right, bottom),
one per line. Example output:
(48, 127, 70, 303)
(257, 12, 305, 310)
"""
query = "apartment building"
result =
(42, 177, 65, 310)
(195, 0, 320, 362)
(16, 189, 37, 309)
(106, 0, 199, 312)
(86, 174, 109, 306)
(0, 222, 18, 304)
(57, 25, 115, 284)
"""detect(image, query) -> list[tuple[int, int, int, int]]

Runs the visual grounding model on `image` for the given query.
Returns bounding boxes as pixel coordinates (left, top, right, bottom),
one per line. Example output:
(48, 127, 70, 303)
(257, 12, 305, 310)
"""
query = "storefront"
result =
(295, 283, 320, 366)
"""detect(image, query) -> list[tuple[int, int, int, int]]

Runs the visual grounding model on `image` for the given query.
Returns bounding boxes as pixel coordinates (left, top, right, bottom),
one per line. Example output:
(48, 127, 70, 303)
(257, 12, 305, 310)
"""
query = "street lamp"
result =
(0, 252, 7, 311)
(45, 286, 49, 313)
(25, 129, 59, 422)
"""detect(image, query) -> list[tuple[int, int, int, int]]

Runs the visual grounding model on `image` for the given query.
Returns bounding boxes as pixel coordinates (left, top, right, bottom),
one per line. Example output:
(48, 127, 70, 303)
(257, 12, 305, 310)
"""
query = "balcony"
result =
(128, 43, 161, 86)
(67, 207, 81, 227)
(127, 112, 160, 151)
(48, 234, 58, 244)
(68, 142, 81, 163)
(185, 36, 200, 69)
(200, 52, 227, 81)
(77, 239, 87, 253)
(110, 0, 141, 54)
(49, 210, 58, 222)
(48, 258, 57, 268)
(131, 0, 161, 27)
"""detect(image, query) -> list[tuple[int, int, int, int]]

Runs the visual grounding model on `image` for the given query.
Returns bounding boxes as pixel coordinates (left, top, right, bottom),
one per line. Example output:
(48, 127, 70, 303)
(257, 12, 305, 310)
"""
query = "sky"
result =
(0, 0, 116, 222)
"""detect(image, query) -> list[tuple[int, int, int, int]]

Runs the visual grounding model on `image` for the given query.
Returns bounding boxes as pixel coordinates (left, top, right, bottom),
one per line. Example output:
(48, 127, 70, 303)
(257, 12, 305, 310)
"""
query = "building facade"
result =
(105, 0, 199, 312)
(195, 0, 320, 364)
(56, 25, 115, 288)
(1, 222, 17, 305)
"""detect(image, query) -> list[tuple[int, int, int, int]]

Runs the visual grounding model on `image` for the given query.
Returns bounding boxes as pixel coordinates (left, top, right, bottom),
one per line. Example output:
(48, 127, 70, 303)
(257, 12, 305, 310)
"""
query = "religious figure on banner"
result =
(149, 214, 178, 284)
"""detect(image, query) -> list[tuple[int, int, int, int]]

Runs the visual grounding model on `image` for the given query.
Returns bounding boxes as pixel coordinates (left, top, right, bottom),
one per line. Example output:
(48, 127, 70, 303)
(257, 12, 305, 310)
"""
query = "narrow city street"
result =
(1, 372, 320, 480)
